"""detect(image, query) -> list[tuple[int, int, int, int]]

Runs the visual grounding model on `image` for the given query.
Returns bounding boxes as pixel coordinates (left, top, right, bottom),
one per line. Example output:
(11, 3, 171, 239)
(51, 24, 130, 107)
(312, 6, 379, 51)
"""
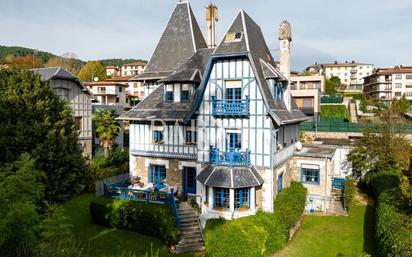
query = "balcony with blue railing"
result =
(211, 96, 250, 118)
(209, 147, 251, 166)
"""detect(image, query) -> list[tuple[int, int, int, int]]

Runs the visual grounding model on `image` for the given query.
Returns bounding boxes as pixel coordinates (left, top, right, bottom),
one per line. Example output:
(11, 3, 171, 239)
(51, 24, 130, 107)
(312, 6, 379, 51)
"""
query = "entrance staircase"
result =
(328, 188, 347, 216)
(173, 202, 205, 254)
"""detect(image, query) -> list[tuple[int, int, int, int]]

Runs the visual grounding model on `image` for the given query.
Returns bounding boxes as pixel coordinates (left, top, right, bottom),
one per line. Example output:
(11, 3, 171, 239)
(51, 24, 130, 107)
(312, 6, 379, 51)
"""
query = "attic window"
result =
(165, 84, 173, 102)
(225, 32, 243, 43)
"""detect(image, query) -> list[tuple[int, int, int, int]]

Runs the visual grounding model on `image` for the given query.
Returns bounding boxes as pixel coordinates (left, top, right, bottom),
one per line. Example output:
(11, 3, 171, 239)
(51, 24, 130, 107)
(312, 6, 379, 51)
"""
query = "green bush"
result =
(375, 191, 412, 257)
(369, 170, 402, 197)
(204, 182, 307, 257)
(320, 105, 350, 121)
(344, 179, 357, 209)
(274, 181, 307, 229)
(90, 150, 129, 182)
(89, 197, 179, 245)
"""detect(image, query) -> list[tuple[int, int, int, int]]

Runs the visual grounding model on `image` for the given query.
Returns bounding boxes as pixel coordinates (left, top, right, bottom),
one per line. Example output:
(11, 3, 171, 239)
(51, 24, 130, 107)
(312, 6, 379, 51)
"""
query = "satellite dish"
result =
(93, 77, 99, 82)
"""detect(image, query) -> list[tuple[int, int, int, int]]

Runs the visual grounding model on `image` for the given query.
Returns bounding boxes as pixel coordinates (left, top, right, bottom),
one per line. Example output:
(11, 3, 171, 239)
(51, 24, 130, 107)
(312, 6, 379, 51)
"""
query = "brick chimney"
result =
(206, 3, 218, 48)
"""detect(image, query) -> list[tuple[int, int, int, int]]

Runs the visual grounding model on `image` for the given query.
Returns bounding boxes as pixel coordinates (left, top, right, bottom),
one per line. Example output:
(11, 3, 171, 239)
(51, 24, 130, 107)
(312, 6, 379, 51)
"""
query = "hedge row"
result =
(89, 197, 179, 245)
(204, 182, 307, 257)
(320, 105, 350, 121)
(370, 171, 412, 257)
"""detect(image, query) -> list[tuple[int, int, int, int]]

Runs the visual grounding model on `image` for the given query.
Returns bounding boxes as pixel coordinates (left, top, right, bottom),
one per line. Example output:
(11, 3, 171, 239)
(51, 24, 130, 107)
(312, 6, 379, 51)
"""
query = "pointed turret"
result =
(134, 1, 207, 81)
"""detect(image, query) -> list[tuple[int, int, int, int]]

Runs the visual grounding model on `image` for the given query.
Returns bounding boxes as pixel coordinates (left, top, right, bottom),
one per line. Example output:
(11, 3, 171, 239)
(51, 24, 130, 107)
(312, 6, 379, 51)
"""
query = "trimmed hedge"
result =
(89, 197, 179, 245)
(369, 171, 412, 257)
(320, 105, 350, 121)
(204, 182, 307, 257)
(274, 181, 307, 229)
(375, 191, 412, 257)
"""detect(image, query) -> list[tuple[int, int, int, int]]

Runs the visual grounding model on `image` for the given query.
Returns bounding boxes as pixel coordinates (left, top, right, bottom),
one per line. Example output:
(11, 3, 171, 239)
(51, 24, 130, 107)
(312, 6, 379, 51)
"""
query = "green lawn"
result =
(273, 202, 375, 257)
(63, 194, 198, 257)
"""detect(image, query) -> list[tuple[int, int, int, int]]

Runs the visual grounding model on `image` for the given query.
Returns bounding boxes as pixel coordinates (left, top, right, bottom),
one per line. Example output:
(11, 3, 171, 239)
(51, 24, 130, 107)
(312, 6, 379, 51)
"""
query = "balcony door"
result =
(225, 80, 242, 100)
(183, 167, 197, 197)
(226, 132, 241, 152)
(149, 165, 166, 187)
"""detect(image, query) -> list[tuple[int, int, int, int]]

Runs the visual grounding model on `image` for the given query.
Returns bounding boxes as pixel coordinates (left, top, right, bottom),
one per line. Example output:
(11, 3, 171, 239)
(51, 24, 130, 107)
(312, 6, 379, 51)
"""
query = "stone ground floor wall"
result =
(129, 155, 197, 194)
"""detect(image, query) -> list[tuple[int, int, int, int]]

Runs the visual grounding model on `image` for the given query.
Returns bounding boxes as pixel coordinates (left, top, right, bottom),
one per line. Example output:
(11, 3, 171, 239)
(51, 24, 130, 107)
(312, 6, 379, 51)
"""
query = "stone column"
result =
(229, 188, 235, 213)
(250, 187, 256, 211)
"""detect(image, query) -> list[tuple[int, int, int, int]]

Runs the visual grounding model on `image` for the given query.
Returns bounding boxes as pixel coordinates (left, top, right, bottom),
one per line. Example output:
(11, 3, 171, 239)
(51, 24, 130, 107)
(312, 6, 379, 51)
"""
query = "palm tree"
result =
(93, 109, 120, 157)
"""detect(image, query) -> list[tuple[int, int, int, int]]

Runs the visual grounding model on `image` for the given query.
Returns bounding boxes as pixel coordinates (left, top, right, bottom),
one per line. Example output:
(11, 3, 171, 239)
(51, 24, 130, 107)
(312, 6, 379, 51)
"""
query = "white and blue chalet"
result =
(119, 1, 350, 221)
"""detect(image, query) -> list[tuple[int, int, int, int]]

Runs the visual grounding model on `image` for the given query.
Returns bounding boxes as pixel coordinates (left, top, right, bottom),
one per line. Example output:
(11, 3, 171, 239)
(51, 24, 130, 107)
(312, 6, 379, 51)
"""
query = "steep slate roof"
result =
(160, 48, 213, 83)
(196, 165, 264, 189)
(191, 10, 307, 125)
(31, 67, 93, 96)
(133, 1, 207, 81)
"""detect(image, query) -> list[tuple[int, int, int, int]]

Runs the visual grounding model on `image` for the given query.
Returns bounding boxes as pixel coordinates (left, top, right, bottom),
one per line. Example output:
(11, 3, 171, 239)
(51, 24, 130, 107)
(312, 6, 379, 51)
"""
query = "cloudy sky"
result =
(1, 0, 411, 71)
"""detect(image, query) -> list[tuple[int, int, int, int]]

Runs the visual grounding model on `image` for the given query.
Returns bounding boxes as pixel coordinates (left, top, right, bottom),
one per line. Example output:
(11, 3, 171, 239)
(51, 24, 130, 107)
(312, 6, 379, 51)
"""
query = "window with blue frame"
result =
(226, 132, 241, 151)
(301, 166, 320, 184)
(181, 90, 189, 101)
(165, 91, 173, 102)
(153, 130, 163, 144)
(234, 188, 249, 209)
(214, 188, 229, 209)
(185, 129, 197, 144)
(274, 82, 284, 100)
(226, 88, 241, 100)
(149, 165, 166, 186)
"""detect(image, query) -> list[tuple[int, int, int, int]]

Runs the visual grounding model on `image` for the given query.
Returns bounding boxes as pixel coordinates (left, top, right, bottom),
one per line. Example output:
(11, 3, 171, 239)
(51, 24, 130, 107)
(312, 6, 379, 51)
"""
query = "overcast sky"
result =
(1, 0, 411, 71)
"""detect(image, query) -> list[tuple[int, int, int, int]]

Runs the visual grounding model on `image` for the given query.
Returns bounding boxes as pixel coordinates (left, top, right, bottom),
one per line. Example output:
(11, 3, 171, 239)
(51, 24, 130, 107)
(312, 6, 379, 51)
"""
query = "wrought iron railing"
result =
(332, 177, 346, 189)
(209, 147, 251, 166)
(211, 96, 250, 117)
(103, 180, 180, 228)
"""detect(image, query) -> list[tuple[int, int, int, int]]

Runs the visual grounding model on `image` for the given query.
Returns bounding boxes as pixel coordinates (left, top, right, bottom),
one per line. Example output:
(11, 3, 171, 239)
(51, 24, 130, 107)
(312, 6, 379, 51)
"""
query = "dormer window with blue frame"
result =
(234, 188, 249, 209)
(301, 165, 320, 184)
(274, 81, 284, 100)
(225, 80, 242, 100)
(181, 84, 190, 102)
(165, 84, 173, 102)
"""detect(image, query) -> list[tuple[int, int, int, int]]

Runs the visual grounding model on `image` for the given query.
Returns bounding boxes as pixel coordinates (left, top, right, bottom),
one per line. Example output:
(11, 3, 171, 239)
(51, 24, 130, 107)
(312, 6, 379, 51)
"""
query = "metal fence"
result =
(300, 120, 412, 133)
(320, 96, 344, 104)
(95, 173, 129, 196)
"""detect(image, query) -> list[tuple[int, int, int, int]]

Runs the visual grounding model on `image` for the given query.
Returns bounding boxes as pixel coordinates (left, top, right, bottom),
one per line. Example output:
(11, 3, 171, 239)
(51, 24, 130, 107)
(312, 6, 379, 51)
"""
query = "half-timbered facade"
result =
(32, 67, 93, 157)
(119, 2, 352, 221)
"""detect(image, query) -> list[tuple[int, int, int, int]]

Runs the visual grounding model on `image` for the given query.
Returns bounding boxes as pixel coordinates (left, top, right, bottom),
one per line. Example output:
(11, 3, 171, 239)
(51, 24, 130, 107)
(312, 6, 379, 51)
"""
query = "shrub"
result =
(375, 191, 412, 257)
(320, 105, 350, 121)
(369, 170, 402, 197)
(344, 179, 357, 209)
(89, 197, 179, 245)
(90, 149, 129, 183)
(204, 182, 306, 257)
(274, 181, 307, 229)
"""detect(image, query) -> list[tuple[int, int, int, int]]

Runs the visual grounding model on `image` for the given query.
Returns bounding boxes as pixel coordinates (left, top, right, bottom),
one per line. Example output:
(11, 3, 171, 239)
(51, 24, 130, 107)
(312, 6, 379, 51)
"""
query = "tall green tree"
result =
(77, 60, 107, 82)
(0, 153, 44, 257)
(0, 69, 88, 202)
(93, 109, 121, 157)
(348, 102, 411, 178)
(324, 76, 343, 95)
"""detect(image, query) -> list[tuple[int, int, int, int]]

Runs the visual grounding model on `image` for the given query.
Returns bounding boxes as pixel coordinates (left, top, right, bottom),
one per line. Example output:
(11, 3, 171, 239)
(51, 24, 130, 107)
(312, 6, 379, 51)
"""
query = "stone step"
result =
(180, 219, 199, 225)
(180, 226, 201, 233)
(179, 237, 204, 245)
(179, 214, 199, 220)
(180, 229, 202, 238)
(174, 244, 205, 254)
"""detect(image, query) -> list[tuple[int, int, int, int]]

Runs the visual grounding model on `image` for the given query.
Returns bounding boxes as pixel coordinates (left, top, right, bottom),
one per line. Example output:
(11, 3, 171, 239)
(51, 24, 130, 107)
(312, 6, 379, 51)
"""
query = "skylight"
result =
(225, 32, 243, 43)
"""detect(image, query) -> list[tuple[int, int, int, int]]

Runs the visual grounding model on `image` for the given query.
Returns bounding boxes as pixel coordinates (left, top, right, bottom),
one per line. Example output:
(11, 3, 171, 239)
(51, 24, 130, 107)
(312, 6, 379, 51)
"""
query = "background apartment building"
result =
(121, 61, 146, 76)
(291, 75, 324, 118)
(86, 81, 131, 110)
(363, 66, 412, 101)
(306, 61, 374, 92)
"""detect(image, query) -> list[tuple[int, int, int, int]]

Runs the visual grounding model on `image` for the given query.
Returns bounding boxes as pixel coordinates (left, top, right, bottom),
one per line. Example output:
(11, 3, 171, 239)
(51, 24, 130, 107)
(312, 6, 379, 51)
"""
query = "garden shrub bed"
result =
(89, 197, 179, 245)
(369, 171, 412, 257)
(204, 182, 307, 257)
